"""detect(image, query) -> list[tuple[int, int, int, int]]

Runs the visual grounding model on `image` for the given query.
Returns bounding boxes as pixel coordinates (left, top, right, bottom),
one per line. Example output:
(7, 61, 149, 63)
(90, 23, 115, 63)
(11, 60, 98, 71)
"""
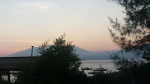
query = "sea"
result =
(80, 60, 117, 75)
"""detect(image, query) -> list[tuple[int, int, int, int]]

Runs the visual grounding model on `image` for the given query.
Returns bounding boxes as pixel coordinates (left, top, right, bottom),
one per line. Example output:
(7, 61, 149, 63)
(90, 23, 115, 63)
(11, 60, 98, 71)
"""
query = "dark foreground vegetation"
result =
(108, 0, 150, 84)
(12, 35, 118, 84)
(1, 0, 150, 84)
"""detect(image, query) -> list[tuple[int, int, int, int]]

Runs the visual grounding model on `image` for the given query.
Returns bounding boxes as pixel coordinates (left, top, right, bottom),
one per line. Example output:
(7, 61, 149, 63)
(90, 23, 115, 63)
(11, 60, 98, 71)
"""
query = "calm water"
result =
(80, 60, 117, 74)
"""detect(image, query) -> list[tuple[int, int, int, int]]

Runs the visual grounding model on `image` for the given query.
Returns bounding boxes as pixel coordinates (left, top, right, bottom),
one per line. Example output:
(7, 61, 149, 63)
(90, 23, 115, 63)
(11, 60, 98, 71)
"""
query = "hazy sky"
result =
(0, 0, 125, 56)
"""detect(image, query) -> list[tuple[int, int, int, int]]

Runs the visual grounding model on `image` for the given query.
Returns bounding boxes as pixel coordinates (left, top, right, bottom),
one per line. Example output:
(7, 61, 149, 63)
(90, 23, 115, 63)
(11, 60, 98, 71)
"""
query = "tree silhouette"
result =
(109, 0, 150, 61)
(16, 35, 88, 84)
(108, 0, 150, 83)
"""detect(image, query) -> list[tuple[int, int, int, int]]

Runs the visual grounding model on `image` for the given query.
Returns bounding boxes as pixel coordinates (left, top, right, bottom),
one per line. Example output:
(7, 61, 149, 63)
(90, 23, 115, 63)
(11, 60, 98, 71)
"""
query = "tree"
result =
(16, 35, 88, 84)
(108, 0, 150, 83)
(108, 0, 150, 69)
(89, 72, 119, 84)
(109, 0, 150, 60)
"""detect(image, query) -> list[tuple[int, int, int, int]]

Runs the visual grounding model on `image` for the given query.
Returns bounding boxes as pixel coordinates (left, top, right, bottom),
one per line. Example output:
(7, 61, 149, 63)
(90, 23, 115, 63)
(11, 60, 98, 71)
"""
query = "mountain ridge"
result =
(5, 46, 139, 60)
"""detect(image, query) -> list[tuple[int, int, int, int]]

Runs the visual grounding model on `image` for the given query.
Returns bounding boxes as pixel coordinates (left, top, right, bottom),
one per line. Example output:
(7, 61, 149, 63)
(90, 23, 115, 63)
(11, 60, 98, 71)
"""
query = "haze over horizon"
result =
(0, 0, 125, 56)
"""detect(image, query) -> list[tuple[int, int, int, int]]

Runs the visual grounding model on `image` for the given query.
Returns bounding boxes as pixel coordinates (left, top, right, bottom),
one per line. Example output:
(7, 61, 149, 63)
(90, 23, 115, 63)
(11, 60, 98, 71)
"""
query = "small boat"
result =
(88, 64, 108, 74)
(93, 64, 107, 71)
(81, 67, 93, 70)
(93, 68, 108, 71)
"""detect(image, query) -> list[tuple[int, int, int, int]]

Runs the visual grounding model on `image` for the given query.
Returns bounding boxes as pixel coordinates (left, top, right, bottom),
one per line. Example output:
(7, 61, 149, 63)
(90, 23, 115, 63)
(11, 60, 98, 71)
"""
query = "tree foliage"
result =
(109, 0, 150, 60)
(16, 35, 88, 84)
(109, 53, 141, 70)
(108, 0, 150, 83)
(89, 73, 118, 84)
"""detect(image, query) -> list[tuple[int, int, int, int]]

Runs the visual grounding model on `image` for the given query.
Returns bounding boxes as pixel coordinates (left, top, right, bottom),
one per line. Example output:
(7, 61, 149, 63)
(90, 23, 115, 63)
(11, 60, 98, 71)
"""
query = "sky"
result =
(0, 0, 125, 56)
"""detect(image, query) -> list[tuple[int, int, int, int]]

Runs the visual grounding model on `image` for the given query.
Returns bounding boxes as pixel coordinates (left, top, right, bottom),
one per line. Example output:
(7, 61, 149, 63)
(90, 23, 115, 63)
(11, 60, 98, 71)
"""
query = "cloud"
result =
(16, 2, 58, 12)
(0, 1, 59, 14)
